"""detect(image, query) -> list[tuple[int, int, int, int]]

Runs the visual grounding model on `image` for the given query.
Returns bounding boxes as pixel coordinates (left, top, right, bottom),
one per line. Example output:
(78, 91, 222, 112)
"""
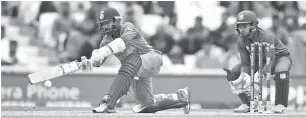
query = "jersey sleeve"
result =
(237, 38, 250, 74)
(120, 22, 138, 42)
(98, 35, 113, 63)
(99, 35, 113, 48)
(119, 22, 140, 55)
(264, 31, 276, 67)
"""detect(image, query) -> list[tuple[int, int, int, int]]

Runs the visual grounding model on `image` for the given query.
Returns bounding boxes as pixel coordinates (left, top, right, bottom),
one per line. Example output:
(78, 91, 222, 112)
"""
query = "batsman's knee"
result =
(135, 92, 154, 106)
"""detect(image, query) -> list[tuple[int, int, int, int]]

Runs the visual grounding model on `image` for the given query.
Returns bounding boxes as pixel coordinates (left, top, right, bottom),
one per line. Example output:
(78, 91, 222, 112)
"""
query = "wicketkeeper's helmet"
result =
(235, 10, 259, 38)
(235, 10, 258, 24)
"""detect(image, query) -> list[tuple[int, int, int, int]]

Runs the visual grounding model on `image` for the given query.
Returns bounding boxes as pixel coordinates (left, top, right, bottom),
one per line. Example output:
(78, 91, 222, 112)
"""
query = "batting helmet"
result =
(97, 7, 121, 36)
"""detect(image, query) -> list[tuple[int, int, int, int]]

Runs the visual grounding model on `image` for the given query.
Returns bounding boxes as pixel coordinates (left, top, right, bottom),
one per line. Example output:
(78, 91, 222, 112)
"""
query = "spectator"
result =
(179, 16, 210, 54)
(158, 1, 175, 17)
(219, 1, 231, 8)
(57, 1, 108, 63)
(1, 26, 18, 65)
(220, 1, 239, 16)
(57, 30, 95, 63)
(221, 41, 240, 69)
(125, 2, 136, 24)
(137, 1, 163, 15)
(36, 1, 57, 21)
(194, 40, 223, 68)
(76, 1, 107, 48)
(1, 1, 9, 16)
(252, 2, 274, 18)
(163, 12, 183, 42)
(52, 2, 77, 52)
(74, 1, 105, 36)
(11, 2, 19, 18)
(179, 30, 203, 54)
(270, 1, 286, 12)
(283, 1, 300, 32)
(123, 1, 144, 29)
(210, 12, 235, 51)
(167, 44, 185, 65)
(287, 25, 306, 74)
(149, 25, 175, 54)
(270, 14, 290, 45)
(137, 1, 152, 14)
(239, 1, 254, 12)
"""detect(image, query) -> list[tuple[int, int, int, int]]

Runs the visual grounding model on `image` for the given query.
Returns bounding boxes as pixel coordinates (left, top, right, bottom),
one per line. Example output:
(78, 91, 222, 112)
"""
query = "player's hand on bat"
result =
(90, 49, 105, 67)
(81, 56, 93, 72)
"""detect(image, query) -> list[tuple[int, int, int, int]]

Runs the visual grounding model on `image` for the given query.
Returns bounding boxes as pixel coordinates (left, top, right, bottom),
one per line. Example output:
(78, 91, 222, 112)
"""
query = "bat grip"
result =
(80, 56, 93, 72)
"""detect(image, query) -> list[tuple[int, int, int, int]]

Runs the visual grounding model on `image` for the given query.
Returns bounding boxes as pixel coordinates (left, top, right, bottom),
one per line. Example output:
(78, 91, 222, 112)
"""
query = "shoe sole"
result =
(92, 109, 116, 113)
(234, 106, 250, 113)
(234, 110, 249, 113)
(183, 87, 191, 114)
(272, 105, 286, 114)
(274, 109, 286, 114)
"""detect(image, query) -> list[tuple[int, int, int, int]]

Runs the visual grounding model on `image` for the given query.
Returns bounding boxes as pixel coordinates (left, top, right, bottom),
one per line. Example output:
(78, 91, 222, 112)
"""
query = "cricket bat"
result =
(28, 56, 92, 84)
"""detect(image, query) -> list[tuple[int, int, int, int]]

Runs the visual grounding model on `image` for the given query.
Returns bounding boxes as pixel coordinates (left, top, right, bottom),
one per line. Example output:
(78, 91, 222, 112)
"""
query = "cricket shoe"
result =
(177, 87, 191, 114)
(234, 104, 250, 113)
(272, 104, 286, 113)
(93, 95, 116, 113)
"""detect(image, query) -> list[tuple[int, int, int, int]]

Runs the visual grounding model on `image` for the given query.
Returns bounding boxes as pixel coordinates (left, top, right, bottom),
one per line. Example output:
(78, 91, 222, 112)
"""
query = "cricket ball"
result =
(44, 80, 52, 87)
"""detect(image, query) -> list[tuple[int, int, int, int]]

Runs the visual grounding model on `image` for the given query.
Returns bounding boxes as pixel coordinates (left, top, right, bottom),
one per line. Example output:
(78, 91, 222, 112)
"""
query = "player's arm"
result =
(232, 39, 250, 85)
(120, 22, 138, 42)
(99, 22, 138, 55)
(98, 36, 113, 64)
(91, 36, 125, 66)
(268, 32, 276, 65)
(90, 23, 139, 66)
(120, 22, 139, 55)
(262, 32, 276, 74)
(97, 22, 139, 56)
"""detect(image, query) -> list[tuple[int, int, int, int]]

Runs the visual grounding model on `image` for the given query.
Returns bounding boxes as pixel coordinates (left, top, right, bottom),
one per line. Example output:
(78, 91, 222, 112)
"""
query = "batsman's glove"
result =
(90, 49, 106, 67)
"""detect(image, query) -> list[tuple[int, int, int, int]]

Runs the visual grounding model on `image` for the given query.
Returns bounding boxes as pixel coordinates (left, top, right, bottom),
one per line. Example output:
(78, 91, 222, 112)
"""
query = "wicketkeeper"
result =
(89, 7, 191, 114)
(223, 10, 292, 113)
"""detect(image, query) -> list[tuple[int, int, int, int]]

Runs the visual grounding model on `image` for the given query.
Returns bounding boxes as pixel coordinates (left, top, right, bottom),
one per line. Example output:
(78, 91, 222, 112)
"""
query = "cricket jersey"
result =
(100, 22, 154, 61)
(237, 28, 290, 74)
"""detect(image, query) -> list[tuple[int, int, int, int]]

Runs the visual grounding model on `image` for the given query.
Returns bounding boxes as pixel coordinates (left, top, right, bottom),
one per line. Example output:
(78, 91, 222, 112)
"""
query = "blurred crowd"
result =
(1, 1, 306, 74)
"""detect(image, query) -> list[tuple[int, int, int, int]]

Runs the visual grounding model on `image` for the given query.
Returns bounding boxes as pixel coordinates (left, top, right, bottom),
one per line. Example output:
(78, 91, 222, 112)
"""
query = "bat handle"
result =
(81, 56, 87, 62)
(80, 56, 93, 72)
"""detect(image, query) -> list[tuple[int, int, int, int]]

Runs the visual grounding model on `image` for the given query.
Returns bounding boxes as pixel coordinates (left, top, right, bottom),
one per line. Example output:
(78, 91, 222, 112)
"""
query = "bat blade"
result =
(28, 60, 81, 84)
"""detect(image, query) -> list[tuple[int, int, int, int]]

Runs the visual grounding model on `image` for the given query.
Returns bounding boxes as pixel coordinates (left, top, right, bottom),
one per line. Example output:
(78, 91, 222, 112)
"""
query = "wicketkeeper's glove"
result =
(241, 72, 260, 96)
(223, 68, 245, 95)
(223, 68, 237, 81)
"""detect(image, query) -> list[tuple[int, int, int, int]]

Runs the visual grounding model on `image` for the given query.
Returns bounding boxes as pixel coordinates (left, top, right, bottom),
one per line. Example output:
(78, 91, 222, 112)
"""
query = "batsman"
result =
(223, 10, 292, 113)
(88, 8, 190, 113)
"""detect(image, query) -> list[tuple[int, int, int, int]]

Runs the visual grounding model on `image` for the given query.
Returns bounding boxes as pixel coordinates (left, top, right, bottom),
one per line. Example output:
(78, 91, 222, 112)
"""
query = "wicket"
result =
(250, 42, 273, 113)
